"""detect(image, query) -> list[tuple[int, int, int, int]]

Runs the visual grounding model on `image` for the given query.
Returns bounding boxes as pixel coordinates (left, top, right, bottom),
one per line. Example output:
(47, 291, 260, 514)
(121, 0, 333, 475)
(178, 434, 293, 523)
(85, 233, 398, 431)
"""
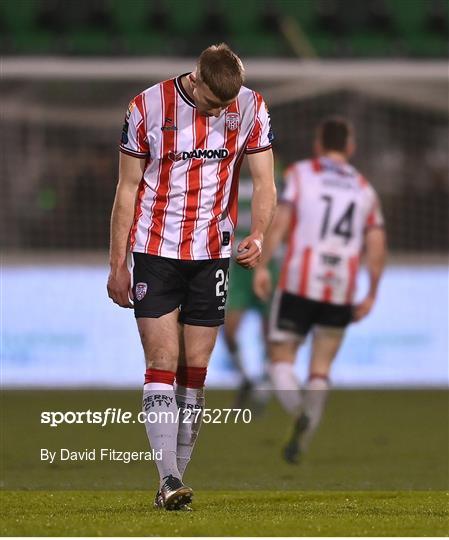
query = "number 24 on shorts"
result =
(215, 269, 229, 297)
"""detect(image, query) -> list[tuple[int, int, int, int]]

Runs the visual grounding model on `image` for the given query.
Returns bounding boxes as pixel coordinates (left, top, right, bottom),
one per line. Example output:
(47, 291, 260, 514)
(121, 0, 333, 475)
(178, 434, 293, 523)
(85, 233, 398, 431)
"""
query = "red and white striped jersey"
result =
(119, 73, 273, 260)
(278, 157, 384, 305)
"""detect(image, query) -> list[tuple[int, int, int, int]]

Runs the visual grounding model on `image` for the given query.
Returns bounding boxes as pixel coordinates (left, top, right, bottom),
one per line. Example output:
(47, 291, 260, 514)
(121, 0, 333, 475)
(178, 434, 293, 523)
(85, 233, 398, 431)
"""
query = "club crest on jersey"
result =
(135, 282, 148, 301)
(225, 112, 240, 131)
(168, 148, 229, 161)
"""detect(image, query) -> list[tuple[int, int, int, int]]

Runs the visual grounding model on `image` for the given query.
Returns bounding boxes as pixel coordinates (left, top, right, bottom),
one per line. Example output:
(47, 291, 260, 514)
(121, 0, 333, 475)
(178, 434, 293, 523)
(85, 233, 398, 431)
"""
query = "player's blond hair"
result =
(197, 43, 245, 102)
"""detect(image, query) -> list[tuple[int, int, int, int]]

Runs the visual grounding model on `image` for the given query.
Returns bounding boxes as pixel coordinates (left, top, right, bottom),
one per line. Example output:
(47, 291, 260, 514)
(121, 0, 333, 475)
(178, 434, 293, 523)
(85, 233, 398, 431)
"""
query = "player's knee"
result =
(145, 346, 178, 371)
(183, 326, 218, 366)
(268, 341, 297, 363)
(184, 341, 215, 367)
(183, 350, 212, 367)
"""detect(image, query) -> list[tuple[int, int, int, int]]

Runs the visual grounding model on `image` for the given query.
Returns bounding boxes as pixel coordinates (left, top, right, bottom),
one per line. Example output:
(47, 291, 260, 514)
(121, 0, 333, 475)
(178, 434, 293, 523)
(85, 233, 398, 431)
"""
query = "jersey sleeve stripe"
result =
(312, 158, 322, 173)
(244, 143, 272, 154)
(118, 146, 148, 158)
(366, 211, 377, 227)
(358, 174, 368, 188)
(135, 94, 149, 154)
(245, 92, 263, 151)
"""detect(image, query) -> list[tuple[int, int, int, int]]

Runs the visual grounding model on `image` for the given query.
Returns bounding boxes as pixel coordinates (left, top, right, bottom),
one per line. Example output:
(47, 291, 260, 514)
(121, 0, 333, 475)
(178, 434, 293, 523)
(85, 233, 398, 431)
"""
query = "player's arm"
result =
(353, 227, 387, 321)
(236, 149, 276, 269)
(253, 202, 292, 301)
(107, 153, 145, 308)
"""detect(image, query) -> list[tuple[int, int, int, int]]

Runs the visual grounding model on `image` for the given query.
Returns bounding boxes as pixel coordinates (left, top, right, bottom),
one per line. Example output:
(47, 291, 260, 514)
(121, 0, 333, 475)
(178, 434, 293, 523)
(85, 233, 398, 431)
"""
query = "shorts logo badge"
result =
(225, 113, 240, 131)
(135, 282, 148, 301)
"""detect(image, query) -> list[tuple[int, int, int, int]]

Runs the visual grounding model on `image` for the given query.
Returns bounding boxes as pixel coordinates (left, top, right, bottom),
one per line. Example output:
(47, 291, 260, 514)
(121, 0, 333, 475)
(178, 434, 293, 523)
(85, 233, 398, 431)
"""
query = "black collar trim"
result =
(174, 73, 196, 108)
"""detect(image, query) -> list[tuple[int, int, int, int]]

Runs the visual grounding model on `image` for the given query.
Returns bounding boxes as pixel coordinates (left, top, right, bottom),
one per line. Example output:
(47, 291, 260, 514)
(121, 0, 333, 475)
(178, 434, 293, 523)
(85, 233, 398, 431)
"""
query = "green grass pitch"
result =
(2, 389, 448, 536)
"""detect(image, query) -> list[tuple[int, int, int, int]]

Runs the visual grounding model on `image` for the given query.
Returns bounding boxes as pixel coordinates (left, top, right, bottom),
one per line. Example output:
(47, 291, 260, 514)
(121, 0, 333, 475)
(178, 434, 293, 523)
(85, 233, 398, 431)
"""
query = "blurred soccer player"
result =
(224, 171, 279, 410)
(254, 117, 386, 463)
(107, 43, 276, 509)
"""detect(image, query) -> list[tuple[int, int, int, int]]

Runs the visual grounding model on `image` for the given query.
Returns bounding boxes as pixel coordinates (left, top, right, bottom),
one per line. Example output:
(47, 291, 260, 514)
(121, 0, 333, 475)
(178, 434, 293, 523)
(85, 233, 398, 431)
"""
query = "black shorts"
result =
(132, 252, 230, 327)
(270, 290, 353, 340)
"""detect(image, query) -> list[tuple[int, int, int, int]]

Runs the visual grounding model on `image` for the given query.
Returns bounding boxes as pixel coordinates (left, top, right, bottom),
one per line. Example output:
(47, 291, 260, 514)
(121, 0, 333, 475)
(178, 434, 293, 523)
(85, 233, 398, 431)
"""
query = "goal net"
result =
(2, 58, 447, 255)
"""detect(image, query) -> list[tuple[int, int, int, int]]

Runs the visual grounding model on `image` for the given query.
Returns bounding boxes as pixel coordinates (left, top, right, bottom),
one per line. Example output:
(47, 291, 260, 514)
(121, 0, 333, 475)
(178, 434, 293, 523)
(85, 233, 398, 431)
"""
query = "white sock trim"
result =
(144, 382, 173, 391)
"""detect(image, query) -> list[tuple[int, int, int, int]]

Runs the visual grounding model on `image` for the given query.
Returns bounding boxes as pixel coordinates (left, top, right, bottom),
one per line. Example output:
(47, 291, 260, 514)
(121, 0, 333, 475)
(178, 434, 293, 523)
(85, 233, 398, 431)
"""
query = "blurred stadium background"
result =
(2, 0, 448, 388)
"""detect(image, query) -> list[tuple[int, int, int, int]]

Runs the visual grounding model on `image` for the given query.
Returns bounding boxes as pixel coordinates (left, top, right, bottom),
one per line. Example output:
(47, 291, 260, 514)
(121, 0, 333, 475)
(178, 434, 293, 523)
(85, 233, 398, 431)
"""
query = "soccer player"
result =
(107, 43, 276, 509)
(253, 117, 386, 463)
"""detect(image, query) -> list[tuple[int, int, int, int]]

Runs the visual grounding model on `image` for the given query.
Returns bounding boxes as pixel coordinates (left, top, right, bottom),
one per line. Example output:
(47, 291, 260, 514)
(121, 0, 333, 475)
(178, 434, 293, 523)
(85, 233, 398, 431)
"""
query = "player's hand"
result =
(253, 265, 272, 301)
(107, 264, 134, 308)
(352, 295, 375, 322)
(235, 233, 263, 269)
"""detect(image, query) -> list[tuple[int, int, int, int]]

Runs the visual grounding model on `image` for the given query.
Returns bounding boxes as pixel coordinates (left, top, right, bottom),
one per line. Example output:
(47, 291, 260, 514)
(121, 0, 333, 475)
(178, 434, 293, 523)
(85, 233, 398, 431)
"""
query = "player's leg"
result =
(268, 340, 302, 415)
(267, 290, 307, 416)
(175, 324, 219, 479)
(223, 309, 243, 359)
(174, 258, 229, 485)
(287, 299, 352, 462)
(224, 309, 249, 373)
(223, 308, 244, 372)
(269, 338, 308, 464)
(132, 253, 192, 509)
(239, 262, 281, 413)
(268, 292, 328, 463)
(138, 312, 194, 509)
(298, 326, 345, 452)
(243, 312, 272, 414)
(224, 308, 258, 407)
(251, 264, 280, 410)
(224, 263, 256, 406)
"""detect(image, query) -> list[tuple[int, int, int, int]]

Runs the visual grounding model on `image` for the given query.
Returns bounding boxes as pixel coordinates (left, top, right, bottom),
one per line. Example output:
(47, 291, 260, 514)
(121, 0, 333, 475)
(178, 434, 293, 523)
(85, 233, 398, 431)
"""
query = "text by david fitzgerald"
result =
(41, 448, 162, 464)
